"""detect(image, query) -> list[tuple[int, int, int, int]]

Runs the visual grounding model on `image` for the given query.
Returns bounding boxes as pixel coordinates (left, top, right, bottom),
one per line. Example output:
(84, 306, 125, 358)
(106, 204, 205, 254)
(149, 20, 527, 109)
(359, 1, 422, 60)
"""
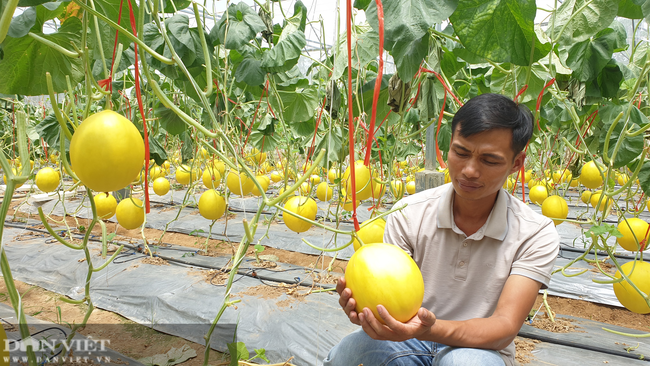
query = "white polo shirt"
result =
(384, 183, 560, 366)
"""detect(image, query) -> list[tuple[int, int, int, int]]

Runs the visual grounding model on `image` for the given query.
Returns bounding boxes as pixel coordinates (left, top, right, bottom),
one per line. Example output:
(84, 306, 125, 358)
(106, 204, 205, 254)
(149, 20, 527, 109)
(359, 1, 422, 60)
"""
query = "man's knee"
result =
(434, 347, 505, 366)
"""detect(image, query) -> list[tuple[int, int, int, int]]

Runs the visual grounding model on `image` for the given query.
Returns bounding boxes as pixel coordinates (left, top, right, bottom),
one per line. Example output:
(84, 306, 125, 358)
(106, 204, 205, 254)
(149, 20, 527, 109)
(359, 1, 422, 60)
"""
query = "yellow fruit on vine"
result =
(259, 162, 272, 174)
(580, 161, 603, 189)
(175, 165, 199, 185)
(198, 190, 226, 220)
(618, 174, 629, 186)
(270, 170, 282, 183)
(202, 167, 222, 189)
(372, 179, 385, 199)
(590, 191, 613, 213)
(529, 185, 548, 205)
(283, 196, 317, 233)
(298, 181, 311, 196)
(353, 219, 386, 251)
(406, 180, 416, 195)
(527, 179, 539, 189)
(569, 178, 579, 187)
(581, 190, 592, 204)
(246, 148, 267, 165)
(504, 176, 516, 190)
(93, 193, 117, 219)
(390, 179, 405, 199)
(35, 167, 60, 193)
(251, 175, 270, 196)
(198, 147, 209, 159)
(541, 195, 569, 226)
(301, 161, 312, 173)
(116, 197, 145, 230)
(226, 171, 254, 196)
(153, 177, 170, 196)
(132, 171, 144, 185)
(524, 169, 532, 183)
(343, 161, 373, 201)
(211, 160, 226, 176)
(328, 168, 340, 183)
(149, 166, 166, 181)
(162, 160, 171, 171)
(340, 197, 360, 211)
(49, 153, 59, 164)
(444, 169, 451, 184)
(316, 182, 333, 201)
(613, 261, 650, 314)
(617, 218, 649, 252)
(70, 110, 144, 192)
(309, 175, 321, 185)
(552, 170, 572, 184)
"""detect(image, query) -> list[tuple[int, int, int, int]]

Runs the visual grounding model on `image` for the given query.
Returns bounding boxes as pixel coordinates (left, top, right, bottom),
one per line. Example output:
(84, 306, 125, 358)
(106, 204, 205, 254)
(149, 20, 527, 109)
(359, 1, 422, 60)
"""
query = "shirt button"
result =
(459, 261, 465, 267)
(463, 243, 468, 247)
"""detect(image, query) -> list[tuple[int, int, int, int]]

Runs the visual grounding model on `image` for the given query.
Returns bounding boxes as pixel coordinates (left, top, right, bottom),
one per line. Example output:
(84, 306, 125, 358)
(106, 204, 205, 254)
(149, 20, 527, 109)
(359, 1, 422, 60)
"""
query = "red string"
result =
(41, 138, 48, 160)
(514, 85, 528, 103)
(363, 0, 383, 167)
(418, 67, 463, 106)
(346, 0, 360, 231)
(305, 95, 328, 173)
(125, 0, 150, 213)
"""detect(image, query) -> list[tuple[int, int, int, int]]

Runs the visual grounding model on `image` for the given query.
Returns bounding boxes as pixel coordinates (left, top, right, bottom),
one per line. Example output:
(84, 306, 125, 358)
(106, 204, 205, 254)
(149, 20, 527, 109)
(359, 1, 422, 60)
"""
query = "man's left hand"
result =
(358, 305, 436, 342)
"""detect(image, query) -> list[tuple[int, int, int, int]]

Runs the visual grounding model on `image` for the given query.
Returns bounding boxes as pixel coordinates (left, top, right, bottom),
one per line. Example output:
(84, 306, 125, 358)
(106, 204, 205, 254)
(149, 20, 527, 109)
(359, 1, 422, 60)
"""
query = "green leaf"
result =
(155, 104, 188, 136)
(272, 87, 318, 123)
(586, 223, 623, 238)
(166, 14, 195, 60)
(227, 342, 249, 365)
(33, 1, 66, 32)
(314, 126, 344, 164)
(367, 0, 457, 50)
(353, 0, 372, 10)
(618, 0, 644, 19)
(93, 0, 138, 50)
(390, 32, 429, 81)
(332, 26, 378, 80)
(235, 57, 265, 86)
(18, 0, 54, 6)
(288, 117, 316, 138)
(260, 30, 306, 73)
(395, 140, 422, 161)
(34, 113, 73, 151)
(563, 27, 619, 82)
(609, 20, 629, 52)
(210, 2, 266, 49)
(597, 60, 623, 98)
(598, 107, 645, 169)
(0, 17, 83, 95)
(180, 131, 195, 163)
(450, 0, 550, 66)
(441, 49, 466, 79)
(8, 7, 36, 38)
(489, 63, 550, 104)
(550, 0, 618, 44)
(149, 134, 168, 166)
(161, 0, 191, 12)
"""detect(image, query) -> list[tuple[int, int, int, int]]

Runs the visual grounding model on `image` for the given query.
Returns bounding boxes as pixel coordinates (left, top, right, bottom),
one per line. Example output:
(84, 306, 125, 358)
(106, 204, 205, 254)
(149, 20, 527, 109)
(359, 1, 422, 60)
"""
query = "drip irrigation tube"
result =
(559, 244, 649, 263)
(3, 220, 337, 290)
(517, 330, 650, 362)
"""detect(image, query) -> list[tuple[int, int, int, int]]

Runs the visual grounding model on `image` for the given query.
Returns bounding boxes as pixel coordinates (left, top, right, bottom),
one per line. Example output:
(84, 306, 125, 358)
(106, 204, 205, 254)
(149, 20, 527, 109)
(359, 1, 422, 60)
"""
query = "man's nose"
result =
(462, 158, 480, 179)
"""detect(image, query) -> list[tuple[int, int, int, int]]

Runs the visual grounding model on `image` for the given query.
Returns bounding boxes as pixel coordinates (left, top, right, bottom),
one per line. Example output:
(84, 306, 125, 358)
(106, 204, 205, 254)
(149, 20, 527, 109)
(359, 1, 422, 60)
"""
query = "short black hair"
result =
(450, 93, 533, 154)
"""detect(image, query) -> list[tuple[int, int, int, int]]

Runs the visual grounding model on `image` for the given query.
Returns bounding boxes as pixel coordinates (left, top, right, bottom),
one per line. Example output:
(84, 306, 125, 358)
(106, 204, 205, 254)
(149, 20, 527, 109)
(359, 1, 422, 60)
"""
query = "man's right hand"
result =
(336, 277, 361, 325)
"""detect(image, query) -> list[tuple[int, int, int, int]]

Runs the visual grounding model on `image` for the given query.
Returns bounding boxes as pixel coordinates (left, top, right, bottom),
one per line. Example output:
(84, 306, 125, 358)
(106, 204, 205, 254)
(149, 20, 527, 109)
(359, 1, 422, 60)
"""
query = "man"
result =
(324, 93, 560, 366)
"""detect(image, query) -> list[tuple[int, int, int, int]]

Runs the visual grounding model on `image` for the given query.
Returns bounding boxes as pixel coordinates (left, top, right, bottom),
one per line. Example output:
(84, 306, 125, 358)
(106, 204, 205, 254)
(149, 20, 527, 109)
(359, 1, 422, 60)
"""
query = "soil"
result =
(4, 199, 650, 365)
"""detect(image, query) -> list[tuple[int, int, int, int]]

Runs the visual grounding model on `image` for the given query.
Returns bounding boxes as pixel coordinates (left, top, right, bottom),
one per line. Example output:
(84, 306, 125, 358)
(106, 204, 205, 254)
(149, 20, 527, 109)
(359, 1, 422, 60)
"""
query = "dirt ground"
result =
(2, 199, 650, 365)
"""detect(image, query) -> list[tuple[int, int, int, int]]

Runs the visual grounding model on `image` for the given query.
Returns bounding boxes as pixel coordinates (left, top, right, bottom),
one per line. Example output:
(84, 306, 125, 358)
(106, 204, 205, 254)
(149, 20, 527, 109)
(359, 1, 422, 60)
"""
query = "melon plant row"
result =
(1, 0, 650, 363)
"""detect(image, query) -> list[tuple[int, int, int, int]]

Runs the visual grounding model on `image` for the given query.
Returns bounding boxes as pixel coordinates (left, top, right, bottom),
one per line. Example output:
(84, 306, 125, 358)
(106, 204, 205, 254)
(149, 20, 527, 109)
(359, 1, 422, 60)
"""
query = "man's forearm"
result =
(419, 316, 519, 351)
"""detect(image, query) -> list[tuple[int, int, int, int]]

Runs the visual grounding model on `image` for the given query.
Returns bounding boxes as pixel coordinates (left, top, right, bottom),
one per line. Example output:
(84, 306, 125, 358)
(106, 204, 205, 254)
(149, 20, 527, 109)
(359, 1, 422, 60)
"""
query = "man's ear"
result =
(510, 152, 526, 175)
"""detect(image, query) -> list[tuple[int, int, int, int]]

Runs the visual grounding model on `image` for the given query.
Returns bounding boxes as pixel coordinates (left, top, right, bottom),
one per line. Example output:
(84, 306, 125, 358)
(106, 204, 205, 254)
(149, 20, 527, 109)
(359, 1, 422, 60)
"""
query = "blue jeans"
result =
(323, 329, 505, 366)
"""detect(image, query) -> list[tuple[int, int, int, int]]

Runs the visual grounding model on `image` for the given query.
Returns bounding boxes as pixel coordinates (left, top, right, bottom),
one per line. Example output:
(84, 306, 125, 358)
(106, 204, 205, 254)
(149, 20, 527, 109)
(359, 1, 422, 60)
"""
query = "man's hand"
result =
(337, 276, 436, 341)
(359, 305, 436, 342)
(336, 276, 360, 325)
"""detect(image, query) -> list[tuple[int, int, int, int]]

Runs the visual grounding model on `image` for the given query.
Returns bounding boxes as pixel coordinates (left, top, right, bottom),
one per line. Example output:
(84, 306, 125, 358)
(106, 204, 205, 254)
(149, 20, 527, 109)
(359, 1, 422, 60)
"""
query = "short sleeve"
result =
(510, 219, 560, 289)
(383, 202, 415, 256)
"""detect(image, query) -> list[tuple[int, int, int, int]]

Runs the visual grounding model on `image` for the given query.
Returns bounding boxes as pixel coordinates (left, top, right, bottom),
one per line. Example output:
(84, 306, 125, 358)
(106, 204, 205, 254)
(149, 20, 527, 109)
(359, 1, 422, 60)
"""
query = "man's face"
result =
(447, 125, 525, 202)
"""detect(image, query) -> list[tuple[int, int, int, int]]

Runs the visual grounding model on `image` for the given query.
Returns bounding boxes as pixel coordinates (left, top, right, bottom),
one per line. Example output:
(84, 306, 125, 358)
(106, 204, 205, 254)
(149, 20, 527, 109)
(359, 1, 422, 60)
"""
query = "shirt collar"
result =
(437, 185, 509, 241)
